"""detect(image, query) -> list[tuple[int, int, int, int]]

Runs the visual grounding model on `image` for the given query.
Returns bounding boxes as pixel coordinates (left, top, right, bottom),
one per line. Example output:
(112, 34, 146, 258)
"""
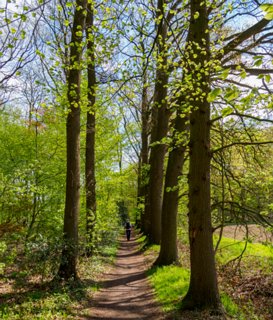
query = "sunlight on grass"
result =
(148, 264, 246, 317)
(101, 243, 119, 257)
(146, 235, 273, 317)
(0, 281, 100, 320)
(135, 233, 160, 254)
(135, 234, 147, 244)
(147, 265, 189, 312)
(221, 293, 245, 319)
(215, 236, 273, 268)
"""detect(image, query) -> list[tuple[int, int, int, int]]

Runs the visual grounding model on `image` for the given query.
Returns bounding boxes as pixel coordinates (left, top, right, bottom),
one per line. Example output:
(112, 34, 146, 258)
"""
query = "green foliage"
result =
(207, 87, 222, 103)
(24, 235, 64, 279)
(0, 108, 66, 238)
(0, 284, 94, 319)
(0, 241, 7, 274)
(260, 4, 273, 20)
(0, 232, 119, 319)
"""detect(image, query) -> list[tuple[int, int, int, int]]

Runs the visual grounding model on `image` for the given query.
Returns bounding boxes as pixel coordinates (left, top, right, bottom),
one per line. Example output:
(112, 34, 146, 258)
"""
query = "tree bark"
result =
(85, 1, 96, 256)
(155, 112, 187, 265)
(57, 0, 86, 281)
(138, 63, 150, 233)
(182, 0, 221, 311)
(138, 68, 150, 231)
(144, 0, 170, 244)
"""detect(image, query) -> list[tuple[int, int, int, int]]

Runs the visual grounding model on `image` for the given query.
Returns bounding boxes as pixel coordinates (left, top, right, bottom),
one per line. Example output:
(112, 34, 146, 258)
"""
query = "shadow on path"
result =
(78, 234, 164, 320)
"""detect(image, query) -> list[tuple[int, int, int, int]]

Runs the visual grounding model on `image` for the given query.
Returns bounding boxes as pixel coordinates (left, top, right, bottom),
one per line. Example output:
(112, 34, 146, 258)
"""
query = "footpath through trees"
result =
(86, 234, 164, 319)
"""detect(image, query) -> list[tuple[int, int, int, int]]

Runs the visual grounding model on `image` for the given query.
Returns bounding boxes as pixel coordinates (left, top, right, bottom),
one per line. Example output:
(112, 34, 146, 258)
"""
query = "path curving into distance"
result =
(88, 234, 165, 319)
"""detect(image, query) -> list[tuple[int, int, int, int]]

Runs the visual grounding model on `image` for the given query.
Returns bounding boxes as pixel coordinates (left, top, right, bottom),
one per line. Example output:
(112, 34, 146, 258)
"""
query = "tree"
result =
(182, 0, 221, 310)
(155, 103, 188, 266)
(57, 0, 87, 281)
(144, 0, 170, 244)
(181, 0, 273, 311)
(85, 0, 96, 255)
(153, 0, 190, 265)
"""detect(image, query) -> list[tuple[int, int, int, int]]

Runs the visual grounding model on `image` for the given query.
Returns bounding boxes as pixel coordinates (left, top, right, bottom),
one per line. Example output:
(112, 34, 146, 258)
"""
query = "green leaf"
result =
(265, 74, 271, 83)
(20, 14, 27, 22)
(221, 107, 233, 117)
(240, 70, 247, 79)
(220, 68, 230, 80)
(225, 89, 239, 101)
(66, 2, 73, 7)
(265, 12, 273, 19)
(194, 11, 199, 19)
(260, 4, 273, 20)
(207, 88, 222, 103)
(254, 58, 263, 67)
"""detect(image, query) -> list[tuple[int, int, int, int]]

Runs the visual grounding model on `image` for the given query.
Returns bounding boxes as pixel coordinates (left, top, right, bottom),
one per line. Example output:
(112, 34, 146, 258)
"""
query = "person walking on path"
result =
(125, 220, 132, 241)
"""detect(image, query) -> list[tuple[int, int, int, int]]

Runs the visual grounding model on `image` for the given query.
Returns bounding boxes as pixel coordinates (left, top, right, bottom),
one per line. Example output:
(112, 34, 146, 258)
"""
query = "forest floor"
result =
(0, 226, 272, 319)
(78, 232, 227, 320)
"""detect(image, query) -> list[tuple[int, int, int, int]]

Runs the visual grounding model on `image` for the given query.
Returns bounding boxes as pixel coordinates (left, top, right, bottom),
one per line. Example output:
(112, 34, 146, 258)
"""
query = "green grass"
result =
(147, 265, 190, 312)
(148, 265, 246, 317)
(101, 242, 119, 258)
(220, 293, 245, 319)
(135, 234, 147, 244)
(215, 236, 273, 268)
(135, 234, 147, 250)
(147, 237, 273, 318)
(135, 233, 160, 254)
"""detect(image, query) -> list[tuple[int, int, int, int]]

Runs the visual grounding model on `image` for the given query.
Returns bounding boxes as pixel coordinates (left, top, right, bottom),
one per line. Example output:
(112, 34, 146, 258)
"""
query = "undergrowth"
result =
(146, 236, 273, 319)
(0, 239, 119, 319)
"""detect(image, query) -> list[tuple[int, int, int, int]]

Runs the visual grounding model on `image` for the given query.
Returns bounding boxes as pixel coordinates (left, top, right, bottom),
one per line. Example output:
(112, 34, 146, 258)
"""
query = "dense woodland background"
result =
(0, 0, 273, 319)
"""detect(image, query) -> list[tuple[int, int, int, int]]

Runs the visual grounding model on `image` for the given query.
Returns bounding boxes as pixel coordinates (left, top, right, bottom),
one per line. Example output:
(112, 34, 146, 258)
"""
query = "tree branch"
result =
(221, 18, 270, 58)
(213, 140, 273, 153)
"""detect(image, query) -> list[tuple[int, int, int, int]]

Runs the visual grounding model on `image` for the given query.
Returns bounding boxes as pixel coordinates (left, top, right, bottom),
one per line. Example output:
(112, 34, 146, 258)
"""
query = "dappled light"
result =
(0, 0, 273, 319)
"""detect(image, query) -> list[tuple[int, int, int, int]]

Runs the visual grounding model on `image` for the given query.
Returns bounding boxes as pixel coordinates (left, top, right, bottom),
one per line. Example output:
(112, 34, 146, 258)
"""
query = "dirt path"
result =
(85, 234, 165, 319)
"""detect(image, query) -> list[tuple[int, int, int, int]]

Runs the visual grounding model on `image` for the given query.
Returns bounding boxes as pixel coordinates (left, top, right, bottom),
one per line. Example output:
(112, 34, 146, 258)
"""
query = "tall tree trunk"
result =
(182, 0, 221, 310)
(58, 0, 86, 281)
(155, 111, 187, 265)
(85, 1, 96, 256)
(144, 0, 170, 244)
(138, 69, 149, 231)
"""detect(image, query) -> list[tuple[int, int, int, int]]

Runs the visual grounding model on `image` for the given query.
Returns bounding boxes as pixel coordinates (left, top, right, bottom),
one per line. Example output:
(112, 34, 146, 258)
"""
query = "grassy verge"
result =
(146, 236, 273, 319)
(215, 236, 273, 269)
(147, 265, 189, 312)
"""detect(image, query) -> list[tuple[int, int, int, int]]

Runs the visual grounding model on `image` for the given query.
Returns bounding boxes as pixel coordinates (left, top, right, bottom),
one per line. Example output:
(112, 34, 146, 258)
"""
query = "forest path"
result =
(81, 233, 165, 319)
